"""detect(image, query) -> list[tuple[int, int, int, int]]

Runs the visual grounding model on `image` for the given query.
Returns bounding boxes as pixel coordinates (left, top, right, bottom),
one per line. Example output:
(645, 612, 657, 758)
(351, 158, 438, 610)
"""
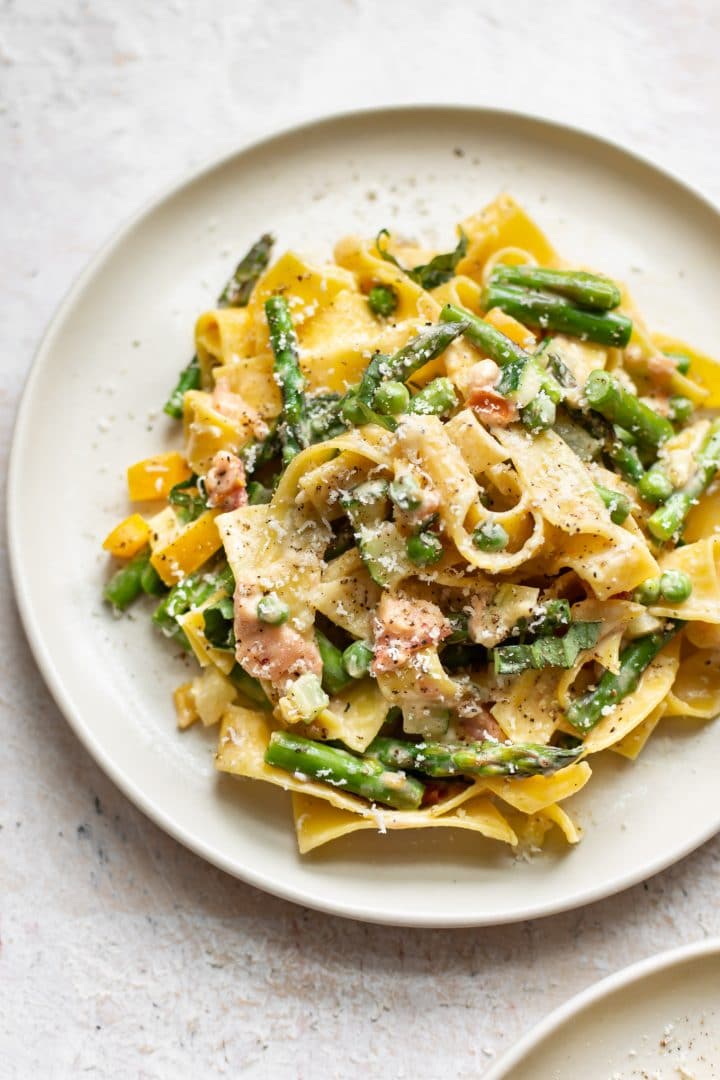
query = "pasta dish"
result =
(101, 195, 720, 854)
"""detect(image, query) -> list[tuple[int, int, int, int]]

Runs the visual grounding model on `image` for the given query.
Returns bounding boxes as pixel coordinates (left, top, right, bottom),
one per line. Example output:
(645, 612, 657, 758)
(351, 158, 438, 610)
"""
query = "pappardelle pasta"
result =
(102, 195, 720, 855)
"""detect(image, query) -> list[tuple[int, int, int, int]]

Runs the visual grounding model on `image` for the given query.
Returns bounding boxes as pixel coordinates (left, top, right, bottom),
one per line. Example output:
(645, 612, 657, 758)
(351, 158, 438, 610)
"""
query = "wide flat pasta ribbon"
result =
(195, 307, 255, 385)
(650, 537, 720, 623)
(495, 427, 660, 597)
(479, 762, 592, 815)
(291, 791, 517, 854)
(610, 704, 666, 761)
(491, 669, 565, 745)
(664, 650, 720, 719)
(457, 194, 558, 281)
(573, 639, 680, 754)
(314, 548, 381, 640)
(396, 414, 545, 573)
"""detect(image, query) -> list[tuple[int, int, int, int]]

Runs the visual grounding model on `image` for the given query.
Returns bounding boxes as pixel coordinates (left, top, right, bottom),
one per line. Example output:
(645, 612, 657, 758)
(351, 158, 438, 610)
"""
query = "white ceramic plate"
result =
(8, 107, 720, 927)
(486, 938, 720, 1079)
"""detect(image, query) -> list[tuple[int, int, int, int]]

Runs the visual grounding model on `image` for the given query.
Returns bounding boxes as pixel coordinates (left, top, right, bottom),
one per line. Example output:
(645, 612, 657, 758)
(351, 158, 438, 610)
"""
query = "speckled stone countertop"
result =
(2, 2, 720, 1076)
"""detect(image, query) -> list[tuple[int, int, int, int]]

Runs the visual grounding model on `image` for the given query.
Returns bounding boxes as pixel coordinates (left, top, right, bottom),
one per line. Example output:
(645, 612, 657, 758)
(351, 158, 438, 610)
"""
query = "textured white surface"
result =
(2, 2, 720, 1077)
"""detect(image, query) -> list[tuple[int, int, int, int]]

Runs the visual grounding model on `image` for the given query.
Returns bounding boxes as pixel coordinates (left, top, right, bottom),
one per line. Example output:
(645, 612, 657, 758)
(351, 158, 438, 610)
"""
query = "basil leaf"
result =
(376, 228, 468, 290)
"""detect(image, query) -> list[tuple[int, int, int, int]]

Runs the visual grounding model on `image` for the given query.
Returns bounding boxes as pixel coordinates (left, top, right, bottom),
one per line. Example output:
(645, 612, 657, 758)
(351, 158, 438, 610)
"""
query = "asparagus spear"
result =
(104, 546, 152, 611)
(341, 321, 468, 430)
(544, 345, 579, 390)
(218, 232, 274, 307)
(139, 560, 167, 597)
(439, 304, 563, 433)
(341, 385, 398, 432)
(229, 663, 271, 710)
(265, 295, 309, 465)
(567, 406, 647, 487)
(366, 736, 581, 778)
(521, 391, 557, 434)
(163, 233, 274, 418)
(240, 422, 281, 476)
(152, 563, 234, 640)
(606, 439, 646, 485)
(490, 265, 622, 311)
(439, 303, 527, 366)
(584, 370, 673, 449)
(669, 395, 694, 425)
(647, 419, 720, 541)
(315, 628, 353, 695)
(440, 303, 562, 399)
(362, 322, 469, 396)
(264, 730, 425, 810)
(566, 624, 681, 733)
(230, 342, 343, 475)
(163, 357, 201, 420)
(483, 282, 632, 348)
(638, 464, 673, 505)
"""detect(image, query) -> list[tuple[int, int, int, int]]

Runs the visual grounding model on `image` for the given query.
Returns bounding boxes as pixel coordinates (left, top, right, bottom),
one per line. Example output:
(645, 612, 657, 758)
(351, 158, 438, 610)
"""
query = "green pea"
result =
(343, 640, 374, 679)
(341, 396, 369, 426)
(406, 531, 443, 567)
(389, 474, 422, 511)
(367, 285, 398, 317)
(247, 480, 272, 505)
(257, 592, 289, 625)
(659, 570, 693, 603)
(632, 577, 661, 605)
(374, 380, 410, 416)
(607, 492, 631, 525)
(668, 395, 694, 425)
(664, 350, 691, 375)
(407, 377, 458, 417)
(472, 520, 509, 552)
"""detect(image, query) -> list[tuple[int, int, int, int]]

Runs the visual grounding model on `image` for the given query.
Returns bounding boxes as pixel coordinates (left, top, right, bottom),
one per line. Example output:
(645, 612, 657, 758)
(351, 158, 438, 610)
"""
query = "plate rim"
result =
(7, 103, 720, 927)
(484, 936, 720, 1078)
